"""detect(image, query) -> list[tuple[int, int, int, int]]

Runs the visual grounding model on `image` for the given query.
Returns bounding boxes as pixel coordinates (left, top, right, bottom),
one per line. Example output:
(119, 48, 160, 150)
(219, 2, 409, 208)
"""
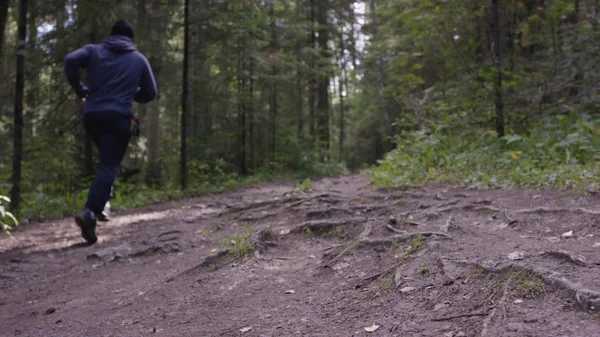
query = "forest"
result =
(1, 0, 599, 227)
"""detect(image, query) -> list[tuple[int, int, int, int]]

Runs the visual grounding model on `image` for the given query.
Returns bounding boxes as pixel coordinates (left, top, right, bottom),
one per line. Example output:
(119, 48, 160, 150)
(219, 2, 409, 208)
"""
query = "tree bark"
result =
(146, 0, 164, 185)
(269, 3, 278, 164)
(316, 0, 329, 155)
(10, 0, 28, 212)
(369, 0, 393, 150)
(25, 0, 36, 137)
(0, 0, 9, 60)
(338, 33, 346, 159)
(180, 0, 189, 189)
(492, 0, 504, 137)
(308, 0, 316, 141)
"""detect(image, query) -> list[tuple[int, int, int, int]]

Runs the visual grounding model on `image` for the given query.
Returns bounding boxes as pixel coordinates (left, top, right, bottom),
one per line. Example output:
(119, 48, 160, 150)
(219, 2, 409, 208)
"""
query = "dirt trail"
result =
(1, 175, 600, 337)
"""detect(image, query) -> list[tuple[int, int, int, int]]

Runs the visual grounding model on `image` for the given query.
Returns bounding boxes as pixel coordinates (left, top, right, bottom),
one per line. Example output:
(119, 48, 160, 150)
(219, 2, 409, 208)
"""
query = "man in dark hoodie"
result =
(64, 20, 157, 244)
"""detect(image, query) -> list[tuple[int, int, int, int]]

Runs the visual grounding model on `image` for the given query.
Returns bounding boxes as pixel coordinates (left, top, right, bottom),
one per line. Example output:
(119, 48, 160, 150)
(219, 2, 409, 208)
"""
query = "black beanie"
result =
(110, 20, 135, 39)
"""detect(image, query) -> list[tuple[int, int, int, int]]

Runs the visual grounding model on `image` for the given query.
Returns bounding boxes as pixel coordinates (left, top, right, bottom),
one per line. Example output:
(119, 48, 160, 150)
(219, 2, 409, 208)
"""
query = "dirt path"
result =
(1, 175, 600, 337)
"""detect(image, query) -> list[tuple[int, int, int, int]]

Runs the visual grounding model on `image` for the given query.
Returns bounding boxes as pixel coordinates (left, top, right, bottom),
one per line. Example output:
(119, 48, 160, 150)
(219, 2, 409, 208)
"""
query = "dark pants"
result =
(83, 111, 131, 214)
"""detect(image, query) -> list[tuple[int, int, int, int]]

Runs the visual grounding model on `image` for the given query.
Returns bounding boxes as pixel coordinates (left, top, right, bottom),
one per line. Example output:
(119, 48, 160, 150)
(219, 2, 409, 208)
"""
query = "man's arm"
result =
(134, 55, 158, 103)
(64, 45, 92, 98)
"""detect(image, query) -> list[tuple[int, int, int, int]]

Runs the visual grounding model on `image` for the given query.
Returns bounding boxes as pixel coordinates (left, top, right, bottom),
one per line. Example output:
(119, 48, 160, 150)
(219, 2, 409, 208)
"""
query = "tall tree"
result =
(181, 0, 190, 189)
(492, 0, 504, 137)
(10, 0, 27, 212)
(316, 0, 329, 154)
(0, 0, 8, 60)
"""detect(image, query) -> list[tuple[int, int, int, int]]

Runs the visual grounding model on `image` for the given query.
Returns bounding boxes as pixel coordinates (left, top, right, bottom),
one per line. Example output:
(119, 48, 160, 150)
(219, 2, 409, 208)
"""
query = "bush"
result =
(0, 195, 18, 238)
(368, 114, 600, 191)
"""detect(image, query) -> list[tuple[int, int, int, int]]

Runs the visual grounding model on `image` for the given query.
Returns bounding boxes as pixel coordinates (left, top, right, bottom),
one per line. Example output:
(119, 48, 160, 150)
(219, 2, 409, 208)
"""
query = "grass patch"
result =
(511, 271, 544, 298)
(220, 226, 257, 259)
(323, 225, 347, 238)
(379, 274, 395, 291)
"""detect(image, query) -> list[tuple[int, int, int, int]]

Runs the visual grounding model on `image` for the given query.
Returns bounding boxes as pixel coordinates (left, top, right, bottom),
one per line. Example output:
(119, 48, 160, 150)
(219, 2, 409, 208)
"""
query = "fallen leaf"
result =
(279, 229, 291, 235)
(407, 221, 420, 226)
(285, 289, 296, 294)
(514, 299, 524, 304)
(202, 231, 209, 236)
(508, 251, 525, 260)
(364, 324, 380, 333)
(594, 242, 600, 248)
(561, 231, 573, 238)
(400, 286, 416, 293)
(240, 326, 253, 333)
(210, 248, 219, 253)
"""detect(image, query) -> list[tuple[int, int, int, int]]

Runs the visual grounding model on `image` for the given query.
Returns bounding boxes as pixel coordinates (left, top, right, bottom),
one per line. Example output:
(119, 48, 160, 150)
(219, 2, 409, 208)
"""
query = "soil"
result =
(1, 175, 600, 337)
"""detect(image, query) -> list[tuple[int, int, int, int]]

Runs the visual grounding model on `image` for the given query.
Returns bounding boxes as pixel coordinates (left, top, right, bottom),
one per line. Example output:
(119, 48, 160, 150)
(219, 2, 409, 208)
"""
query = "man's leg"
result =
(86, 115, 130, 215)
(77, 112, 130, 244)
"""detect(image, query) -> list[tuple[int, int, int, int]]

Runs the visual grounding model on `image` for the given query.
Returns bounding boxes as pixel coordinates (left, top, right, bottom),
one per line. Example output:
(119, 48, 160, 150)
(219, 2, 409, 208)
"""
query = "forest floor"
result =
(1, 175, 600, 337)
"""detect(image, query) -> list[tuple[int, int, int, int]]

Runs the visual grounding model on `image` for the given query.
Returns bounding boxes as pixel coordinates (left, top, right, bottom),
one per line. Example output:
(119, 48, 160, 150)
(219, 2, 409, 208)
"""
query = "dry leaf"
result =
(593, 242, 600, 248)
(240, 326, 253, 333)
(285, 289, 296, 294)
(364, 324, 380, 333)
(279, 229, 291, 235)
(561, 231, 573, 238)
(210, 248, 219, 253)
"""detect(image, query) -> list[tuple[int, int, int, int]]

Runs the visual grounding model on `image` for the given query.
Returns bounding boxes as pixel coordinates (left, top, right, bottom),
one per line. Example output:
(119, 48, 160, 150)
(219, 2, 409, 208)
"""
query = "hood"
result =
(102, 35, 136, 52)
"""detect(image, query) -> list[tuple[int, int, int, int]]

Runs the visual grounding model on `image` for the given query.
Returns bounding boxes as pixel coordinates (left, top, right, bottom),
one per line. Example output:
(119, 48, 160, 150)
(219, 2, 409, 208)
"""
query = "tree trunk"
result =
(237, 34, 247, 175)
(308, 0, 316, 141)
(492, 0, 504, 137)
(145, 1, 164, 185)
(296, 64, 304, 144)
(0, 0, 9, 60)
(270, 3, 278, 164)
(248, 45, 255, 170)
(180, 0, 189, 189)
(369, 0, 393, 150)
(569, 0, 582, 98)
(338, 33, 346, 159)
(25, 0, 36, 137)
(316, 0, 329, 155)
(10, 0, 27, 212)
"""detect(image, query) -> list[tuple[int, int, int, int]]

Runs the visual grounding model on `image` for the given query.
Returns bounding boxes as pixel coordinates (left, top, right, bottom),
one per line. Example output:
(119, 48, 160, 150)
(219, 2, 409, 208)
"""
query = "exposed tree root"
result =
(167, 227, 274, 281)
(305, 208, 353, 219)
(431, 311, 489, 322)
(443, 258, 600, 312)
(291, 218, 367, 235)
(358, 232, 452, 248)
(375, 185, 428, 193)
(322, 241, 361, 266)
(480, 275, 513, 336)
(515, 207, 600, 216)
(386, 224, 406, 235)
(437, 204, 504, 214)
(539, 249, 588, 266)
(237, 212, 278, 222)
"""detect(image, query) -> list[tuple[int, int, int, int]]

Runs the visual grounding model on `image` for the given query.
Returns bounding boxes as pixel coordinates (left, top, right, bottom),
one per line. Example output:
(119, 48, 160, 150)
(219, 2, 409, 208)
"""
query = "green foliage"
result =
(220, 225, 257, 259)
(0, 195, 18, 238)
(369, 115, 600, 191)
(295, 178, 312, 193)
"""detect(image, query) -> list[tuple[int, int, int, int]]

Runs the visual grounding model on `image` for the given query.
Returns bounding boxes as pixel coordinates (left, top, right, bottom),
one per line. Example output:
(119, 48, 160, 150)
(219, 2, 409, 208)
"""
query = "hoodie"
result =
(64, 35, 157, 116)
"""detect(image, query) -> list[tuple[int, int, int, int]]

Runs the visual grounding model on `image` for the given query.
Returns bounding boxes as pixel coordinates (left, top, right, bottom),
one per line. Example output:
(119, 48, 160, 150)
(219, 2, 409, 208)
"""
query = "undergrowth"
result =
(368, 114, 600, 191)
(4, 163, 346, 223)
